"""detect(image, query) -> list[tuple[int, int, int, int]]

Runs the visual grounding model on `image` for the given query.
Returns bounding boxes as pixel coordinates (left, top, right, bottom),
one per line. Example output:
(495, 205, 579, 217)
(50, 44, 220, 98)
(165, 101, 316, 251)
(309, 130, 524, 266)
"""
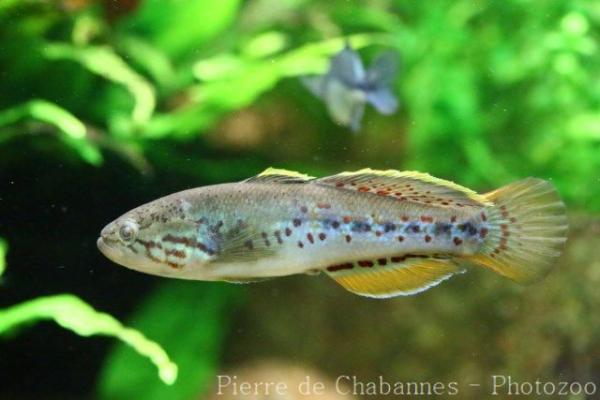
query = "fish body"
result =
(302, 45, 399, 132)
(98, 168, 567, 298)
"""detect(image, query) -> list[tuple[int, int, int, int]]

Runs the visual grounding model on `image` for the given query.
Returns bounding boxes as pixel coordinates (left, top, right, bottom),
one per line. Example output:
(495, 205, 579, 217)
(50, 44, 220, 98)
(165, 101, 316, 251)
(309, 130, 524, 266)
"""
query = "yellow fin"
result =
(245, 167, 315, 183)
(467, 178, 567, 284)
(327, 257, 462, 298)
(316, 168, 490, 208)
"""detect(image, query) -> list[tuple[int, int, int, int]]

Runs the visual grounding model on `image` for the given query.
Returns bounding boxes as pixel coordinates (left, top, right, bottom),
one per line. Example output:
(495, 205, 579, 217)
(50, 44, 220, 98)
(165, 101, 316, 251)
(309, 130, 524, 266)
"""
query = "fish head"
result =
(97, 195, 213, 279)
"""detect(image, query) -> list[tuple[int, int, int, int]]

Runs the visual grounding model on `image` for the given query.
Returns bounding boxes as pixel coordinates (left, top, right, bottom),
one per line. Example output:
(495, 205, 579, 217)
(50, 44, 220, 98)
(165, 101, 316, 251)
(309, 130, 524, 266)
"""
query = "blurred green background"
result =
(0, 0, 598, 399)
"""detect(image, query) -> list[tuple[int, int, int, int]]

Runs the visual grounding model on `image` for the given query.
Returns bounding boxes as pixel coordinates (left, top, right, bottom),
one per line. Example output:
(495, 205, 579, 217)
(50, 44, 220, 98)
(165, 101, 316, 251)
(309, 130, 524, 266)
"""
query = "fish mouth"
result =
(97, 237, 123, 263)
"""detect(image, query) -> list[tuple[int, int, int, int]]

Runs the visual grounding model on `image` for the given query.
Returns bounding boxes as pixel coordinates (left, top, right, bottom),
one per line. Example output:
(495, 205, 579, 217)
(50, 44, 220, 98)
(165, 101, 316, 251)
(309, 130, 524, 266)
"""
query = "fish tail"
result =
(466, 178, 568, 284)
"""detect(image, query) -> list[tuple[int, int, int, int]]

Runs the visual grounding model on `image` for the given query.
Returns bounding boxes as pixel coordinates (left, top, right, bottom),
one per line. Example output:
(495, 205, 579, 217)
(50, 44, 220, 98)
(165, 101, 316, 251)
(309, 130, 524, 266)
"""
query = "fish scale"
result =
(97, 168, 567, 298)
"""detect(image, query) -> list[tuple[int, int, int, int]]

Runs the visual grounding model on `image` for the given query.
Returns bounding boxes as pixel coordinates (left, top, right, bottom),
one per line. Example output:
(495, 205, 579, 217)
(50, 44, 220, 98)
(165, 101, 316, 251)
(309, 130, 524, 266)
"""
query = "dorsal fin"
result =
(245, 168, 315, 184)
(326, 256, 462, 298)
(315, 168, 490, 208)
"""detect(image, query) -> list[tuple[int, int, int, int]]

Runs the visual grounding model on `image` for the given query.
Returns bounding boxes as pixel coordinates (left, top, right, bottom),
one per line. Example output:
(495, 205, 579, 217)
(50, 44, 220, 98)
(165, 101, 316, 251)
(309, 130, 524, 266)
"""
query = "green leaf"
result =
(122, 0, 242, 59)
(97, 281, 240, 400)
(146, 33, 389, 138)
(0, 294, 177, 385)
(0, 99, 102, 165)
(241, 31, 288, 59)
(0, 99, 85, 139)
(43, 44, 156, 126)
(0, 238, 7, 278)
(116, 35, 177, 89)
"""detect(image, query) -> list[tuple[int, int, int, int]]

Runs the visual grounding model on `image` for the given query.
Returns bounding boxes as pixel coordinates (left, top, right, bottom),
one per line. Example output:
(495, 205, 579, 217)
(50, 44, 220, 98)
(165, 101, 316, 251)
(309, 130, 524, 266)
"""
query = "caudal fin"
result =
(468, 178, 568, 284)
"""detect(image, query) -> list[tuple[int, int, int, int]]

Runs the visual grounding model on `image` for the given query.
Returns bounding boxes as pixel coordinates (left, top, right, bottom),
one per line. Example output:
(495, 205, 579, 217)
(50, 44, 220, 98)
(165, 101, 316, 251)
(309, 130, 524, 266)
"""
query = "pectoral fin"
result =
(209, 225, 276, 264)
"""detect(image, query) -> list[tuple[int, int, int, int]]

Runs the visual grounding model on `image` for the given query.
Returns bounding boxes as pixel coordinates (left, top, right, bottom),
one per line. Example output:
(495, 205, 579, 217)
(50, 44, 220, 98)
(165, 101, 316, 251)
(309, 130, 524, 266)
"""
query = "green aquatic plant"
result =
(0, 239, 6, 278)
(0, 99, 101, 165)
(98, 281, 240, 400)
(1, 0, 597, 211)
(0, 239, 177, 385)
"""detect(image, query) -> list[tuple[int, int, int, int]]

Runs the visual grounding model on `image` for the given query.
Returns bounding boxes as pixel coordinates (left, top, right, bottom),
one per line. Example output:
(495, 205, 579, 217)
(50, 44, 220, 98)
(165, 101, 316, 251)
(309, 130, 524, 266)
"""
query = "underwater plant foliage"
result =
(0, 239, 177, 385)
(0, 0, 597, 210)
(97, 282, 241, 400)
(0, 239, 6, 278)
(0, 0, 598, 399)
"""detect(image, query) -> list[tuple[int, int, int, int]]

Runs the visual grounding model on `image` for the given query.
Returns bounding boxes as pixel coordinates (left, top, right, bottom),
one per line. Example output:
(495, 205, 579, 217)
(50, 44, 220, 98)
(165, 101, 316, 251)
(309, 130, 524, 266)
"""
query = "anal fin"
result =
(327, 257, 462, 298)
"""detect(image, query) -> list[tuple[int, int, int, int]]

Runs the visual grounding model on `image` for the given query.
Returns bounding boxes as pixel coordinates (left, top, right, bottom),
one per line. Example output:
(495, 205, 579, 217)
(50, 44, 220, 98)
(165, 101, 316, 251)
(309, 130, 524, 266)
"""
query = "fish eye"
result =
(118, 221, 138, 244)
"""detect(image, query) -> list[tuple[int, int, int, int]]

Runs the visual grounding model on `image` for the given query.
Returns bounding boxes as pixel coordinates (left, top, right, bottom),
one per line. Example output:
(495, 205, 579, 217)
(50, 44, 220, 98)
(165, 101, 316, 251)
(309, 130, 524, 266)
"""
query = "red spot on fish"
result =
(345, 235, 352, 243)
(424, 235, 432, 242)
(394, 192, 403, 196)
(327, 263, 354, 272)
(375, 231, 383, 237)
(343, 216, 352, 224)
(318, 233, 326, 241)
(397, 235, 404, 242)
(453, 237, 463, 246)
(376, 190, 389, 196)
(335, 182, 344, 187)
(479, 228, 488, 238)
(358, 186, 370, 192)
(391, 256, 403, 263)
(317, 203, 331, 209)
(165, 249, 186, 259)
(378, 258, 387, 266)
(401, 215, 409, 222)
(420, 215, 433, 223)
(307, 233, 314, 243)
(480, 212, 487, 221)
(441, 201, 449, 205)
(167, 262, 181, 270)
(358, 260, 374, 268)
(450, 216, 457, 223)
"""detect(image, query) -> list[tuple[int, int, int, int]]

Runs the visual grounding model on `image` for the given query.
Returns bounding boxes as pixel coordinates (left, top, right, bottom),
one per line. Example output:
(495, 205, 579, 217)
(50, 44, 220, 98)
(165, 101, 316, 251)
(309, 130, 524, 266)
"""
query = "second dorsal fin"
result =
(245, 167, 315, 184)
(315, 168, 491, 208)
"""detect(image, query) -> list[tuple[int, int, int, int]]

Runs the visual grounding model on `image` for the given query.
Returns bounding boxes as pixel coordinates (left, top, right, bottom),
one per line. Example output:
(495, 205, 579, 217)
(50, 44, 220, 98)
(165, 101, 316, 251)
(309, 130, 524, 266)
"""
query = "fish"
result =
(97, 168, 568, 298)
(301, 44, 399, 132)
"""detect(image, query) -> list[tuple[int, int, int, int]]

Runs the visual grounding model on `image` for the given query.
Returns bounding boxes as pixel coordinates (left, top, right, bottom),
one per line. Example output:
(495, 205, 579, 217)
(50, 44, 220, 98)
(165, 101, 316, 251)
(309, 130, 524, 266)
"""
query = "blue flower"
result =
(302, 44, 399, 132)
